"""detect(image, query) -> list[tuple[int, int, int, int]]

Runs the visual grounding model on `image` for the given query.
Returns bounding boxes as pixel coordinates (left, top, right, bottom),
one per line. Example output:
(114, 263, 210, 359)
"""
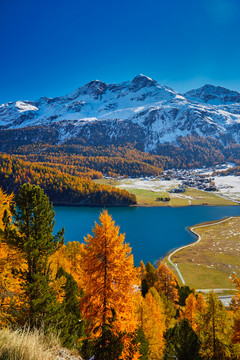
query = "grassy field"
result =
(166, 217, 240, 289)
(94, 178, 238, 207)
(0, 328, 60, 360)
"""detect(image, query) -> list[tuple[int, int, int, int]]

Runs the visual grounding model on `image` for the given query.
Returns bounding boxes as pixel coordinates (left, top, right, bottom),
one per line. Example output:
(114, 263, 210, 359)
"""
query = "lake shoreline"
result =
(52, 200, 240, 208)
(54, 205, 240, 266)
(52, 202, 135, 207)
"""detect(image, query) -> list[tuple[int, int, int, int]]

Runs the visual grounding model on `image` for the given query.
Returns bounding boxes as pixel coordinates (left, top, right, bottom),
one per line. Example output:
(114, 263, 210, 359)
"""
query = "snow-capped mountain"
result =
(184, 84, 240, 104)
(1, 74, 240, 152)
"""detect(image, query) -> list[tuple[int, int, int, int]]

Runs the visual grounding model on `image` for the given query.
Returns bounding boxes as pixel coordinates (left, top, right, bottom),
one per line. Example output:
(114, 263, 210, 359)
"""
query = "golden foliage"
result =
(180, 293, 207, 332)
(0, 188, 13, 230)
(0, 153, 136, 206)
(49, 242, 84, 292)
(80, 210, 139, 344)
(196, 292, 233, 359)
(0, 188, 25, 326)
(180, 293, 197, 329)
(139, 260, 146, 282)
(137, 287, 166, 360)
(230, 274, 240, 344)
(156, 263, 179, 304)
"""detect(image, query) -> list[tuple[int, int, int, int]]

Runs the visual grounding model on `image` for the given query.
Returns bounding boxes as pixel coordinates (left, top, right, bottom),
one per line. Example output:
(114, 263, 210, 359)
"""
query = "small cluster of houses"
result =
(162, 168, 217, 192)
(168, 188, 186, 193)
(182, 176, 217, 191)
(108, 163, 234, 194)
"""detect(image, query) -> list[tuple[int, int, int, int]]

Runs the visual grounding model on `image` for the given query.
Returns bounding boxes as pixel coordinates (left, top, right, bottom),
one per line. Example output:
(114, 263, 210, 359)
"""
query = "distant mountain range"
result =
(1, 74, 240, 152)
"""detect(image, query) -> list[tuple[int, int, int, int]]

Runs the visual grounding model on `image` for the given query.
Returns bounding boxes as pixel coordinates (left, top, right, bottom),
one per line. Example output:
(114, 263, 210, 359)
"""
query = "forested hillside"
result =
(0, 185, 239, 359)
(1, 135, 239, 179)
(1, 142, 164, 177)
(0, 154, 136, 206)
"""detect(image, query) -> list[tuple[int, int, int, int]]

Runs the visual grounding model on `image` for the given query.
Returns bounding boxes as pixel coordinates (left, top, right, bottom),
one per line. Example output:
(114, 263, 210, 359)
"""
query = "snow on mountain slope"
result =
(1, 75, 240, 151)
(184, 84, 240, 104)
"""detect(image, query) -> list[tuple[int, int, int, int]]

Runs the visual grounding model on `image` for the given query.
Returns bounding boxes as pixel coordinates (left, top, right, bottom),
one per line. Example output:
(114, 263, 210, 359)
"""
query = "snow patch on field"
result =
(172, 194, 193, 199)
(214, 175, 240, 200)
(117, 178, 182, 192)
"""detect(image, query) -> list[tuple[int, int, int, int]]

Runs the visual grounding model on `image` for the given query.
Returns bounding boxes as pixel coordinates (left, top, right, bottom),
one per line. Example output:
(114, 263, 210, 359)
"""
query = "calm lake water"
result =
(53, 206, 240, 265)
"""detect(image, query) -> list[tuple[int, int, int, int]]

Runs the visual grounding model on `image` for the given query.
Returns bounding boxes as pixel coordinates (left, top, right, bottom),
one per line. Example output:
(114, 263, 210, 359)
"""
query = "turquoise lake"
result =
(53, 206, 240, 265)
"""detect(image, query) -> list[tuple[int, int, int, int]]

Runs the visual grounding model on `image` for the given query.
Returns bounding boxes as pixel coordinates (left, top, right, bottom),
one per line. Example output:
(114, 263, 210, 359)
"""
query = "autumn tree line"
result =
(1, 135, 240, 179)
(0, 184, 239, 359)
(0, 154, 136, 206)
(5, 144, 164, 178)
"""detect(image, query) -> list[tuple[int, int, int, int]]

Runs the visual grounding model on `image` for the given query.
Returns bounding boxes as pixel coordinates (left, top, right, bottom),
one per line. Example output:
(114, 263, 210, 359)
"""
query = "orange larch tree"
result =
(230, 274, 240, 345)
(196, 292, 233, 359)
(180, 292, 207, 333)
(139, 260, 146, 282)
(137, 287, 166, 360)
(180, 293, 198, 329)
(0, 188, 24, 326)
(156, 263, 179, 304)
(80, 210, 139, 359)
(196, 293, 207, 314)
(49, 242, 85, 302)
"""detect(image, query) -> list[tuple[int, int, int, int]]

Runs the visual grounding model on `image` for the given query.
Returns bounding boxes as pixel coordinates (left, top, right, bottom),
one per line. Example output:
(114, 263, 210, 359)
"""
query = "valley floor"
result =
(95, 176, 238, 207)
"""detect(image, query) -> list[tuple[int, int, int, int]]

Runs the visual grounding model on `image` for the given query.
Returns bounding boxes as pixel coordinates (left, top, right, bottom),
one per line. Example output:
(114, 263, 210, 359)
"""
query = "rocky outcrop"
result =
(56, 348, 83, 360)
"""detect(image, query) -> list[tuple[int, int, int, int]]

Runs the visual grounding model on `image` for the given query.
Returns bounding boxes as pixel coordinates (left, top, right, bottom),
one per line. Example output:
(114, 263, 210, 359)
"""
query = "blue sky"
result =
(1, 0, 240, 103)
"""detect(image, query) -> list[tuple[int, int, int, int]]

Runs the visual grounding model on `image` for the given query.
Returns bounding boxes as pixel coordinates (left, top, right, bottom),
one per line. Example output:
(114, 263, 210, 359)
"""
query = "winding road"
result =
(167, 216, 234, 286)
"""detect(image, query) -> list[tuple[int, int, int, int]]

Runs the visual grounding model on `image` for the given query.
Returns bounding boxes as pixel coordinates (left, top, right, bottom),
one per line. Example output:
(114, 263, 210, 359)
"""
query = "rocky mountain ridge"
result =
(1, 74, 240, 152)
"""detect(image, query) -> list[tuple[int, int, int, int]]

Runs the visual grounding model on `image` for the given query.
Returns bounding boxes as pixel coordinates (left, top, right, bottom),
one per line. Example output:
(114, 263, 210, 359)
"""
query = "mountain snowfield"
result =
(1, 74, 240, 151)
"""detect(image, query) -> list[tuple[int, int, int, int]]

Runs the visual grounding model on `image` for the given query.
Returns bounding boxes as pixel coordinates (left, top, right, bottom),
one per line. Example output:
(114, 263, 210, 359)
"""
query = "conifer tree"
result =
(145, 262, 158, 289)
(230, 274, 240, 345)
(156, 263, 179, 304)
(178, 285, 193, 306)
(183, 293, 207, 333)
(0, 188, 22, 326)
(137, 287, 166, 359)
(56, 267, 83, 349)
(196, 293, 207, 314)
(196, 292, 233, 359)
(92, 323, 124, 360)
(80, 210, 139, 359)
(159, 292, 177, 329)
(180, 293, 198, 330)
(139, 260, 146, 282)
(134, 327, 149, 360)
(164, 318, 200, 360)
(141, 262, 157, 297)
(3, 183, 64, 328)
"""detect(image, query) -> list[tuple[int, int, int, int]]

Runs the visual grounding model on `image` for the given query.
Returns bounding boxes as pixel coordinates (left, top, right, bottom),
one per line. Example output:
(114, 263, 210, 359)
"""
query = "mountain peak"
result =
(134, 74, 154, 81)
(130, 74, 156, 91)
(1, 75, 240, 150)
(185, 84, 240, 104)
(83, 80, 107, 93)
